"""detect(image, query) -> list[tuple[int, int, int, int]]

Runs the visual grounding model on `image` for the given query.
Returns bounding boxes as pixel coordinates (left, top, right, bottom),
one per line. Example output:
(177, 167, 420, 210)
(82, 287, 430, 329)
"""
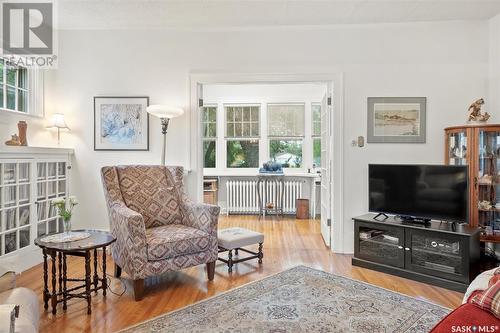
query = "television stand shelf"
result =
(352, 214, 481, 292)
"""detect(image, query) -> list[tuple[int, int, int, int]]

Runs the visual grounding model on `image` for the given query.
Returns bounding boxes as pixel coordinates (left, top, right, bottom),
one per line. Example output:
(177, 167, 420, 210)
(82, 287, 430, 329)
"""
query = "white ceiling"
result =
(58, 0, 500, 30)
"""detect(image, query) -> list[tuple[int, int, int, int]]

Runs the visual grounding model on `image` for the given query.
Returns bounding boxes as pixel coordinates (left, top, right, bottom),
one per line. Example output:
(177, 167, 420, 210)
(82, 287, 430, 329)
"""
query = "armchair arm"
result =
(0, 272, 16, 294)
(181, 200, 220, 236)
(108, 204, 148, 280)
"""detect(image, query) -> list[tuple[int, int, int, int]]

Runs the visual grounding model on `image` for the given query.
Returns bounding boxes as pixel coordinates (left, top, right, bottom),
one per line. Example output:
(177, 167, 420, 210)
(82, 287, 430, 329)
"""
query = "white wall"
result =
(489, 13, 500, 118)
(43, 21, 489, 253)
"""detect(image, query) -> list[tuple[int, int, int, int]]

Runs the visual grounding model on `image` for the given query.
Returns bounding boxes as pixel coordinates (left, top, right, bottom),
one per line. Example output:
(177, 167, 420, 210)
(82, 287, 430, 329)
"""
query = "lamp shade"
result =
(47, 113, 69, 129)
(146, 105, 184, 119)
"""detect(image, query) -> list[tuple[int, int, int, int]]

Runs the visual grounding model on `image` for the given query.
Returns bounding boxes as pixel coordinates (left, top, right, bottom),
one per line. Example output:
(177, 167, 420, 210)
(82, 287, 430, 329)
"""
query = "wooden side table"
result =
(257, 174, 285, 217)
(34, 230, 116, 315)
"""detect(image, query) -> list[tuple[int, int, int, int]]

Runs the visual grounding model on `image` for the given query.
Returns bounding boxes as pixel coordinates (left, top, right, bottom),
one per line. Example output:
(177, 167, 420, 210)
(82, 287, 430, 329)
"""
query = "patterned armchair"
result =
(101, 165, 219, 301)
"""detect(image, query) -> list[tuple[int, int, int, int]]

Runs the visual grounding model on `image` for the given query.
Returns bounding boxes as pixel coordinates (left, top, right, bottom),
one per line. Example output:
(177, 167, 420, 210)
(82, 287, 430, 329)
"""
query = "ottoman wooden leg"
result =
(228, 250, 234, 273)
(258, 243, 264, 264)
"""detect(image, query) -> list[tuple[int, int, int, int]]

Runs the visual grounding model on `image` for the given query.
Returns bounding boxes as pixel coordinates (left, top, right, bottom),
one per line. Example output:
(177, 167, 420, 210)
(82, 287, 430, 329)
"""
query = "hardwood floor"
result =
(17, 215, 463, 333)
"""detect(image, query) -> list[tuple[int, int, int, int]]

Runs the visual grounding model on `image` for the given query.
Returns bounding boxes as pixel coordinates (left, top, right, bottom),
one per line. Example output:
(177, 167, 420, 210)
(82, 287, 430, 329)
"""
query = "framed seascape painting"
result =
(367, 97, 426, 143)
(94, 96, 149, 151)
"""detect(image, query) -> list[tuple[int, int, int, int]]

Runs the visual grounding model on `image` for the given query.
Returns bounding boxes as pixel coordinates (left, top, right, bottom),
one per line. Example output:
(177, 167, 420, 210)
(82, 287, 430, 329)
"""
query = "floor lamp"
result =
(146, 105, 184, 165)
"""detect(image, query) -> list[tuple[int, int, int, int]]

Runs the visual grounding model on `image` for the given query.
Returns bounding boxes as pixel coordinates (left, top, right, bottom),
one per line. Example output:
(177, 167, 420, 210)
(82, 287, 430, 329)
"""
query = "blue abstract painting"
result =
(94, 96, 149, 151)
(100, 103, 143, 144)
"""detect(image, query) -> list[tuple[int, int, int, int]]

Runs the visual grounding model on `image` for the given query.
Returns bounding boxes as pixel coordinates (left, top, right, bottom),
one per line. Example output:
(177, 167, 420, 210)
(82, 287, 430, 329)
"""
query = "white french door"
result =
(320, 88, 332, 247)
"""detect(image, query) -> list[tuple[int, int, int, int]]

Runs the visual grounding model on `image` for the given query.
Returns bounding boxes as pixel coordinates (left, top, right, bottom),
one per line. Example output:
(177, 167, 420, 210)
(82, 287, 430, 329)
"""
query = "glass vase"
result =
(63, 218, 72, 234)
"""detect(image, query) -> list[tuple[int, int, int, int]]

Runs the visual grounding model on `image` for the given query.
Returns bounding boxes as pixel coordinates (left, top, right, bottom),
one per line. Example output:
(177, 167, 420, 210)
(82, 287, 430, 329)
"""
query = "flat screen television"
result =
(369, 164, 468, 222)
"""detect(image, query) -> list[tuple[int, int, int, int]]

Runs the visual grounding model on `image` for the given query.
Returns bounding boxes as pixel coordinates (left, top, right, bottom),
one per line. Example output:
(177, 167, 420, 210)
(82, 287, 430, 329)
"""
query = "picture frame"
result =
(367, 97, 426, 143)
(94, 96, 149, 151)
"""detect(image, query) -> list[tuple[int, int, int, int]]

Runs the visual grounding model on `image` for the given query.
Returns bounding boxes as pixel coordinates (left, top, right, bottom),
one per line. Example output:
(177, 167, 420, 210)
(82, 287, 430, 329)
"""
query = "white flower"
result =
(51, 198, 65, 205)
(69, 196, 78, 205)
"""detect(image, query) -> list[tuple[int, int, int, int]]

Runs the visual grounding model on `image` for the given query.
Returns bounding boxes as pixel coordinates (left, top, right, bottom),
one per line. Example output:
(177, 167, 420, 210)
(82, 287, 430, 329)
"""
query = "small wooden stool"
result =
(217, 227, 264, 273)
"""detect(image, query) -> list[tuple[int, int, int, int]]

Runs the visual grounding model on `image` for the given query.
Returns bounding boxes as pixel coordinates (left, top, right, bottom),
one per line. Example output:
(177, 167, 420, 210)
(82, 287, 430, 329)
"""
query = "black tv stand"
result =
(373, 213, 389, 221)
(352, 214, 480, 292)
(397, 215, 431, 225)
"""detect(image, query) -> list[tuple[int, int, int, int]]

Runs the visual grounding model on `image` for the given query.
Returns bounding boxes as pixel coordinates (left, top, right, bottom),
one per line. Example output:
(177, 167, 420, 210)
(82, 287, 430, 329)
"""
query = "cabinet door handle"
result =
(405, 247, 411, 251)
(398, 246, 403, 249)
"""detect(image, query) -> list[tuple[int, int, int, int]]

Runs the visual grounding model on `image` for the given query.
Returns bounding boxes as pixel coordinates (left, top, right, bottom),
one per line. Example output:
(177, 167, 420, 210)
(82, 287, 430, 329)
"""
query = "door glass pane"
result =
(410, 233, 462, 275)
(18, 163, 29, 183)
(48, 219, 57, 233)
(58, 162, 66, 178)
(4, 208, 16, 230)
(448, 131, 467, 166)
(19, 184, 30, 204)
(19, 227, 29, 248)
(37, 201, 47, 221)
(227, 140, 259, 168)
(37, 222, 46, 237)
(4, 186, 16, 207)
(478, 129, 500, 236)
(313, 138, 321, 167)
(19, 205, 30, 226)
(48, 163, 57, 179)
(359, 226, 401, 261)
(4, 231, 16, 254)
(37, 163, 47, 180)
(3, 163, 16, 184)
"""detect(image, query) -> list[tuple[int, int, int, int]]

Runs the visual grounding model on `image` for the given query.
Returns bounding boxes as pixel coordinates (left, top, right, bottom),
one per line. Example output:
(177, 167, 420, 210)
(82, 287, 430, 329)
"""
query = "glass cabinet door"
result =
(356, 222, 404, 268)
(447, 130, 468, 166)
(477, 128, 500, 238)
(405, 229, 466, 283)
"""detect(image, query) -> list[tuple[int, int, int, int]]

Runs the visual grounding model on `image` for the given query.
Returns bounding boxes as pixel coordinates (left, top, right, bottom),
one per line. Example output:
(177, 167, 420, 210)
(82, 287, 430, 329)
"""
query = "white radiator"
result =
(226, 179, 303, 215)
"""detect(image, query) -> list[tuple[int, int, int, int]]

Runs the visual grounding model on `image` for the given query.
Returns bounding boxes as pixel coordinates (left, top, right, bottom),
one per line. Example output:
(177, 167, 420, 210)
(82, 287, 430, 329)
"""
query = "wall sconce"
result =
(46, 113, 70, 145)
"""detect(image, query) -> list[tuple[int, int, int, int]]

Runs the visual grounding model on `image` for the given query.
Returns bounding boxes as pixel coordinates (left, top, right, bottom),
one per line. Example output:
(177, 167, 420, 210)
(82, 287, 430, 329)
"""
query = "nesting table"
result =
(34, 230, 116, 315)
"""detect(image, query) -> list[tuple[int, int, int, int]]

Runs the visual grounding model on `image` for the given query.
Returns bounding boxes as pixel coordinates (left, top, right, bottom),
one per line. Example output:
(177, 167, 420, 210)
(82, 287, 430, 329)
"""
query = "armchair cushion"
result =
(116, 165, 183, 228)
(146, 224, 210, 261)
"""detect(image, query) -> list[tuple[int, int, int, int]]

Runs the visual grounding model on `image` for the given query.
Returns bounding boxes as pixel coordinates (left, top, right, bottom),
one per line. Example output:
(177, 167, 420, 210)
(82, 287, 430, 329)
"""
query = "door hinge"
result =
(327, 218, 331, 227)
(198, 98, 204, 107)
(327, 96, 332, 106)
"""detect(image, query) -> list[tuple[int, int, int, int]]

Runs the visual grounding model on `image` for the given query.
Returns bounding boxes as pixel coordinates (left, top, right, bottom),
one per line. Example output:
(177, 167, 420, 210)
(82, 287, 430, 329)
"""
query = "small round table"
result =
(34, 230, 116, 315)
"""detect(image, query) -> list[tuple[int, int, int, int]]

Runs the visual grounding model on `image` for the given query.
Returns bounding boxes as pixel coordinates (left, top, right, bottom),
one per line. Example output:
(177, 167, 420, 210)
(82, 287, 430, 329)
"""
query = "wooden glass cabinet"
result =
(444, 124, 500, 243)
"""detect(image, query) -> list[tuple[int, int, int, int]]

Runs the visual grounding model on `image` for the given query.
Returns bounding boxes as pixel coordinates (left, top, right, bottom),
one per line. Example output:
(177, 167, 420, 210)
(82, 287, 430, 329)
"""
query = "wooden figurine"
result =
(4, 134, 21, 146)
(467, 98, 490, 122)
(17, 121, 27, 146)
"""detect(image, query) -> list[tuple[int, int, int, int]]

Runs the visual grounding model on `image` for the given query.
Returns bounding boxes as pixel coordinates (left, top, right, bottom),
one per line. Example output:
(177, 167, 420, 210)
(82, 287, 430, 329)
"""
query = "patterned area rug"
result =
(119, 266, 449, 333)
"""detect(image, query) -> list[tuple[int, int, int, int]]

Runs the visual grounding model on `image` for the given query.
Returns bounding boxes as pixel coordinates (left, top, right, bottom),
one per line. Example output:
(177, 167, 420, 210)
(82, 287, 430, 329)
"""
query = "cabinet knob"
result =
(405, 247, 411, 251)
(398, 246, 403, 249)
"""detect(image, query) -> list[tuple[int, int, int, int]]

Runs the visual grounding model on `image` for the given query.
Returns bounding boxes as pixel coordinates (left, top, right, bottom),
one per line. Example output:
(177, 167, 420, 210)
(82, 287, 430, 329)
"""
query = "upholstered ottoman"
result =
(217, 228, 264, 273)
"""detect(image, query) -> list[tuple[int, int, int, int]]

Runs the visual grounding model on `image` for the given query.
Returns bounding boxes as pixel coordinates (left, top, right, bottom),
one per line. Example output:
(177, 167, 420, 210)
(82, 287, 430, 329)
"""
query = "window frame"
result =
(1, 59, 29, 114)
(201, 104, 218, 169)
(224, 103, 261, 169)
(0, 58, 44, 119)
(267, 103, 305, 169)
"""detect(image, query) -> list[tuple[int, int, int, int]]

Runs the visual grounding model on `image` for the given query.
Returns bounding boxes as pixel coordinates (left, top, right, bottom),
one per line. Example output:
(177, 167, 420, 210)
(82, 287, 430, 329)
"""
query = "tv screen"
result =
(369, 164, 468, 222)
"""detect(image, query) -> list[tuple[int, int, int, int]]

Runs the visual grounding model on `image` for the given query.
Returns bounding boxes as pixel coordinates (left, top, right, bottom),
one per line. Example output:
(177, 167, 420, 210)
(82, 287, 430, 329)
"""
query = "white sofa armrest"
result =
(0, 304, 19, 333)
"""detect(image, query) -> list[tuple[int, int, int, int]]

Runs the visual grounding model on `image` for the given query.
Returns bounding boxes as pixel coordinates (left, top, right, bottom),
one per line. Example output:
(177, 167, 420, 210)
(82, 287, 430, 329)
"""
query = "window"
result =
(268, 104, 304, 168)
(226, 105, 260, 168)
(312, 103, 321, 167)
(1, 59, 28, 113)
(202, 106, 217, 168)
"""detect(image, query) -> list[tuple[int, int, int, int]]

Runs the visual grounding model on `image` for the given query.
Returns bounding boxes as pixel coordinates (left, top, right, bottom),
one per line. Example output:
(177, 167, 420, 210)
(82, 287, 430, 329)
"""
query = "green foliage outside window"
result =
(227, 140, 259, 168)
(269, 140, 302, 168)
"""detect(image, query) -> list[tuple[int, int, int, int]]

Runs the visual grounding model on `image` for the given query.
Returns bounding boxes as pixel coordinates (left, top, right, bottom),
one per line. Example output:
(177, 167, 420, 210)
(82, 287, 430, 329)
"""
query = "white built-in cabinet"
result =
(0, 147, 73, 269)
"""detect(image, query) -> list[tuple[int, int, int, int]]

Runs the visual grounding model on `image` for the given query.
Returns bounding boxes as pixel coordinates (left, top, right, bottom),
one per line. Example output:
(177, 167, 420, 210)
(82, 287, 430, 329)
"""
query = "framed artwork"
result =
(367, 97, 426, 143)
(94, 96, 149, 151)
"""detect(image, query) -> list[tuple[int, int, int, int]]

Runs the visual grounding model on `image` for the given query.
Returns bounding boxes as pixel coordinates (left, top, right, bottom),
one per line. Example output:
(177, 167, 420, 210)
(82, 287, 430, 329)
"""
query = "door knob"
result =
(405, 247, 411, 251)
(398, 246, 403, 249)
